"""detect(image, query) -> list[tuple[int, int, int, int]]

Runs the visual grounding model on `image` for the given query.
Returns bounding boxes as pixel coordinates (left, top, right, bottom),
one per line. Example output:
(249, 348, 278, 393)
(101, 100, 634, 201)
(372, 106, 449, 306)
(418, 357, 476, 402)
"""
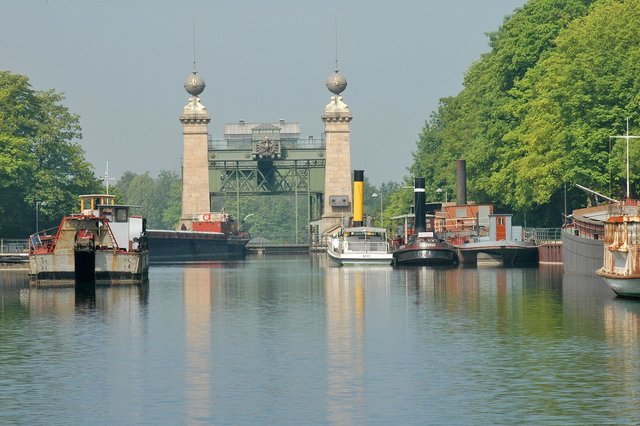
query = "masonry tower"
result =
(321, 67, 352, 235)
(179, 72, 211, 230)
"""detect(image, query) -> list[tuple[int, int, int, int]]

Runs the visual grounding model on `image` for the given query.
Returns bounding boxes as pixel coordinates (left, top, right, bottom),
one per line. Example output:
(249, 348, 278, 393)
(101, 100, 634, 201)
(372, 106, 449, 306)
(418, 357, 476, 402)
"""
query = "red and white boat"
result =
(29, 194, 149, 285)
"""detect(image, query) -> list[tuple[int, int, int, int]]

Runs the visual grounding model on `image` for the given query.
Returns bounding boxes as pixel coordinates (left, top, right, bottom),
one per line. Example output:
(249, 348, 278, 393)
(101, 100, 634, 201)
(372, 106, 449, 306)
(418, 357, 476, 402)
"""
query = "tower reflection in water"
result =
(183, 265, 213, 423)
(325, 265, 365, 425)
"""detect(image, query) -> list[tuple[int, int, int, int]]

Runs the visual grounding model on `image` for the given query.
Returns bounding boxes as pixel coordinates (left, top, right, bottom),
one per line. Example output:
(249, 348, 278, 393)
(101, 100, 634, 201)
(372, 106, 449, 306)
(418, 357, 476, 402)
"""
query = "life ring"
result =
(202, 213, 211, 221)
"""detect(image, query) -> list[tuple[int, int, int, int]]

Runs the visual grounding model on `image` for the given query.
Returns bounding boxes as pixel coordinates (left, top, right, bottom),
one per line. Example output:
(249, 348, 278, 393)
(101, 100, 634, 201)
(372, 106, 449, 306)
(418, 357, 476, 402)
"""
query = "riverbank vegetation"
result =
(388, 0, 640, 226)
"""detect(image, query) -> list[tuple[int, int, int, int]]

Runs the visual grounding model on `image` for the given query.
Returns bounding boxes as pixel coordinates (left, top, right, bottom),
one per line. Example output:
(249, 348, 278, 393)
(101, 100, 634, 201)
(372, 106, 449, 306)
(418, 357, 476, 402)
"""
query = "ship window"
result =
(101, 207, 113, 218)
(115, 207, 128, 222)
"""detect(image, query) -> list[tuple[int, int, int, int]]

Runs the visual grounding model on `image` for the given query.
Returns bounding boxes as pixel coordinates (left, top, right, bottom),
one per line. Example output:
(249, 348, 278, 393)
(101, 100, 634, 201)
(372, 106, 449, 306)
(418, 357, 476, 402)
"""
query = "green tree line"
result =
(401, 0, 640, 226)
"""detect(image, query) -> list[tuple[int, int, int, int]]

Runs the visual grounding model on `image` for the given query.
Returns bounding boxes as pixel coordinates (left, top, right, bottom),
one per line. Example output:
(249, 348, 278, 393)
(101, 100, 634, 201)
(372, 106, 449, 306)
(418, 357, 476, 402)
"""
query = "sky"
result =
(2, 0, 527, 187)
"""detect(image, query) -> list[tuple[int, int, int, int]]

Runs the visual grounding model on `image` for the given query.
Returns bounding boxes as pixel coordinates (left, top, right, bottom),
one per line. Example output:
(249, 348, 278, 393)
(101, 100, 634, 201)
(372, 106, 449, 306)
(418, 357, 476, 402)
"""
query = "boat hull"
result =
(455, 243, 539, 266)
(562, 229, 604, 274)
(29, 250, 149, 286)
(147, 230, 249, 263)
(595, 269, 640, 298)
(327, 247, 393, 266)
(393, 242, 458, 266)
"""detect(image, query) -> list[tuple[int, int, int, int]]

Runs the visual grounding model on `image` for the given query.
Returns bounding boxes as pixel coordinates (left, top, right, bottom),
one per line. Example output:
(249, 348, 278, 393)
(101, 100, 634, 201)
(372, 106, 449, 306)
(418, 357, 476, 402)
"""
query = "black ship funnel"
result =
(414, 177, 426, 234)
(456, 159, 467, 205)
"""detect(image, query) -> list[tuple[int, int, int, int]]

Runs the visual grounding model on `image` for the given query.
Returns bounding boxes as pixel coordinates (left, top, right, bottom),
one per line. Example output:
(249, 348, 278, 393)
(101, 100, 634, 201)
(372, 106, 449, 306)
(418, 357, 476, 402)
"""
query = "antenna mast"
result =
(610, 118, 640, 199)
(103, 161, 115, 195)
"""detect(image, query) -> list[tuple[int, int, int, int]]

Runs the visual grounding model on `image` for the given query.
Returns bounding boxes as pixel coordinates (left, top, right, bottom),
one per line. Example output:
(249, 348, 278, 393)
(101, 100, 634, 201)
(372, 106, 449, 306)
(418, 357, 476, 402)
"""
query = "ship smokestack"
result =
(353, 170, 364, 227)
(456, 159, 467, 205)
(414, 177, 426, 234)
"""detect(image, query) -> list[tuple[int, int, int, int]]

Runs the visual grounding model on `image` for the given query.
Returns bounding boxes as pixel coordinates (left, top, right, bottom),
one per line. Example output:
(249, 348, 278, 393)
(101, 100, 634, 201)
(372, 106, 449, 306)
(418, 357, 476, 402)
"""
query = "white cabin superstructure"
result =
(327, 226, 393, 266)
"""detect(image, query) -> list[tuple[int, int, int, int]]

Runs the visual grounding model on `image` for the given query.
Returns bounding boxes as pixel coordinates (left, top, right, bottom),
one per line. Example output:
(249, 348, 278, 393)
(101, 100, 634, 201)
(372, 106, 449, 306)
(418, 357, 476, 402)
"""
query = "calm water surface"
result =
(1, 255, 639, 425)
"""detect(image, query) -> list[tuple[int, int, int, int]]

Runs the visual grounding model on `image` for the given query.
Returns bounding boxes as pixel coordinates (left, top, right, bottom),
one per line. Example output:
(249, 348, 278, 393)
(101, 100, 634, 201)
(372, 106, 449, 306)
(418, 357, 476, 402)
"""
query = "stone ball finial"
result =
(326, 70, 347, 95)
(184, 72, 205, 96)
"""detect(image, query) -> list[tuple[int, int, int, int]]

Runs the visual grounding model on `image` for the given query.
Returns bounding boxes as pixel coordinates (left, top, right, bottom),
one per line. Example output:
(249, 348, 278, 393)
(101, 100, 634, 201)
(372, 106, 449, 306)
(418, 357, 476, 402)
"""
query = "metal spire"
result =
(192, 19, 197, 73)
(334, 17, 339, 72)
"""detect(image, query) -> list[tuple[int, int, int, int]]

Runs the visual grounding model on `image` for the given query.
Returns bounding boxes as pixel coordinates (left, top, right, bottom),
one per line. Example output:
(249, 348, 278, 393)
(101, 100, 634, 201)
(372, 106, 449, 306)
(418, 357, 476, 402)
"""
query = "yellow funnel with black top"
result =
(353, 170, 364, 227)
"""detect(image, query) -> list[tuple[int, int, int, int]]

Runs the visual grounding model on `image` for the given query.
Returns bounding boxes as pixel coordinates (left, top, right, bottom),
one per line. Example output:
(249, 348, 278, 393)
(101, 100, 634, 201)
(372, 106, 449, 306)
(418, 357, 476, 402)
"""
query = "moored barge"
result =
(146, 212, 249, 263)
(29, 194, 149, 285)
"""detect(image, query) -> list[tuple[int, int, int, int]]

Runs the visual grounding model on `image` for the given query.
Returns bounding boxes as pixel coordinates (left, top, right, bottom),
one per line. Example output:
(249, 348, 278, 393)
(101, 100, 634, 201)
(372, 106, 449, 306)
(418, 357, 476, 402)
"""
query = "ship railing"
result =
(208, 138, 326, 151)
(523, 227, 562, 243)
(345, 241, 389, 253)
(434, 217, 480, 233)
(28, 227, 59, 252)
(0, 238, 29, 254)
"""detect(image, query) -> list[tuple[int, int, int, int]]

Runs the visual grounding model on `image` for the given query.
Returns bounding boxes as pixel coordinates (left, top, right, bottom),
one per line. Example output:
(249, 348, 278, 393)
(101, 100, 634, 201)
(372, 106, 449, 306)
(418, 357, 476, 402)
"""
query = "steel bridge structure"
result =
(207, 124, 326, 244)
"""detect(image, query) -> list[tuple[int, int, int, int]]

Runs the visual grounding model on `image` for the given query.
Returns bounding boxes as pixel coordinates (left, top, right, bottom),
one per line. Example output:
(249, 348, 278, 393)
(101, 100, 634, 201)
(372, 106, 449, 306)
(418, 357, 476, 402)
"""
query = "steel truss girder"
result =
(212, 160, 324, 195)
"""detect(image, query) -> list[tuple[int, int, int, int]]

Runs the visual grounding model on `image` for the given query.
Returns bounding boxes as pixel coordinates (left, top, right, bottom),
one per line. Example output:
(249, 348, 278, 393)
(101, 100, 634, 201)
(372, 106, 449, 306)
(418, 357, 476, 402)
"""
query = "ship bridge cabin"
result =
(78, 194, 145, 252)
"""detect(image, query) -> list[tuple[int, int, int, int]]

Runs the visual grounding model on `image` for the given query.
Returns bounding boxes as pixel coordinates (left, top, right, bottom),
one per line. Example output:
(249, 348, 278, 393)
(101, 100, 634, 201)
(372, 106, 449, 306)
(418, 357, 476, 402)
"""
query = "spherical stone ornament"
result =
(326, 71, 347, 95)
(184, 72, 205, 96)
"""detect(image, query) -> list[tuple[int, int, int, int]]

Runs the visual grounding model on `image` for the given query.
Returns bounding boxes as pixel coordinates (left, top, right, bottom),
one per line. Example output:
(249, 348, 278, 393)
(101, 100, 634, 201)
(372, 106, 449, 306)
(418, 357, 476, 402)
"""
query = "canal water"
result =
(1, 255, 639, 425)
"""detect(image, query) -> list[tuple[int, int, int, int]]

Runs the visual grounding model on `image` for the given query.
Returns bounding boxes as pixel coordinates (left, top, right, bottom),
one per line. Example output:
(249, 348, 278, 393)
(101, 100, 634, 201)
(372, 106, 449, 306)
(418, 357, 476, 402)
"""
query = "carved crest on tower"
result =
(253, 137, 281, 159)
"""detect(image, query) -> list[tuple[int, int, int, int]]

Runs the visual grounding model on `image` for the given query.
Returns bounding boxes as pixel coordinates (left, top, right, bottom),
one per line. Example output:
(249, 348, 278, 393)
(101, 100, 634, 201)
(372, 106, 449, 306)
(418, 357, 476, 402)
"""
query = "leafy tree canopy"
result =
(0, 71, 100, 237)
(407, 0, 640, 226)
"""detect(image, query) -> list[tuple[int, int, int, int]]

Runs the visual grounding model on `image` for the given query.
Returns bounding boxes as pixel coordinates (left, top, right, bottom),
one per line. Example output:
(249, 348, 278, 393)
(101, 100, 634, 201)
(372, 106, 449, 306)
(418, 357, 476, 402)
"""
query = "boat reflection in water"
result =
(325, 265, 364, 424)
(23, 280, 148, 316)
(565, 269, 640, 421)
(324, 262, 393, 425)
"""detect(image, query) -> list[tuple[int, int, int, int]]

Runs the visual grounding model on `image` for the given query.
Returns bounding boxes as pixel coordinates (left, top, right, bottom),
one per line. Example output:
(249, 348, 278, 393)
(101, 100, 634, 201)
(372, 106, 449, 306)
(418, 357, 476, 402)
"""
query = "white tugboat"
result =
(327, 226, 393, 266)
(326, 170, 393, 266)
(29, 194, 149, 285)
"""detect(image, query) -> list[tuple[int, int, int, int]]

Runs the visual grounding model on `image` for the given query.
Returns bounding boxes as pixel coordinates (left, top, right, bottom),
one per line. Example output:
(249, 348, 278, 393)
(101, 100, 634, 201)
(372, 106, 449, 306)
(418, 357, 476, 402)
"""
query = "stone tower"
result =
(321, 69, 353, 235)
(179, 72, 211, 230)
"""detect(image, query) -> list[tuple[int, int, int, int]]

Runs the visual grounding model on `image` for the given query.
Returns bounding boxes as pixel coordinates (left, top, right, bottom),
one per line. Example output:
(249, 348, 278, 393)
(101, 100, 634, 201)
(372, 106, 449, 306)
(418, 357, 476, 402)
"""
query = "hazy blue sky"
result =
(3, 0, 526, 186)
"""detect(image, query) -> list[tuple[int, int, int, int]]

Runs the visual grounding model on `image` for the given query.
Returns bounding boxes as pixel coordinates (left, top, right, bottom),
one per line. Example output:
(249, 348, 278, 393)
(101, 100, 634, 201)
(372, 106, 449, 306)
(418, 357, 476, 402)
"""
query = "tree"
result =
(506, 0, 640, 206)
(408, 0, 598, 225)
(0, 71, 101, 237)
(113, 170, 182, 229)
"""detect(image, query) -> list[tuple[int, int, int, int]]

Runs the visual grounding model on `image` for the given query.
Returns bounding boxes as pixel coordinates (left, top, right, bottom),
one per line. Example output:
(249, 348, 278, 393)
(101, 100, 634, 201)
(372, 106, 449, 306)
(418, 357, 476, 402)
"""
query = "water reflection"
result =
(321, 260, 394, 424)
(1, 260, 640, 424)
(24, 282, 148, 316)
(183, 265, 213, 424)
(0, 268, 148, 317)
(75, 284, 96, 310)
(325, 266, 363, 425)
